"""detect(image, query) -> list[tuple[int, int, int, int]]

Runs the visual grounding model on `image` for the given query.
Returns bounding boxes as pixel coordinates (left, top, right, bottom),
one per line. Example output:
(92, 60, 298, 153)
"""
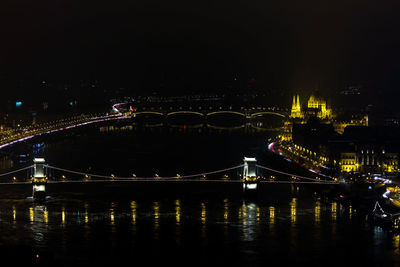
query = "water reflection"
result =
(154, 201, 160, 231)
(31, 205, 49, 248)
(373, 226, 385, 249)
(315, 198, 321, 224)
(223, 199, 229, 224)
(61, 207, 66, 225)
(331, 202, 337, 221)
(201, 202, 206, 225)
(43, 209, 48, 224)
(349, 205, 353, 219)
(175, 200, 181, 226)
(241, 202, 259, 242)
(84, 203, 89, 224)
(290, 198, 297, 225)
(223, 199, 229, 236)
(0, 197, 398, 265)
(29, 207, 34, 224)
(269, 206, 275, 229)
(12, 205, 16, 224)
(131, 201, 137, 225)
(393, 235, 400, 255)
(331, 201, 337, 235)
(201, 202, 207, 239)
(110, 202, 116, 226)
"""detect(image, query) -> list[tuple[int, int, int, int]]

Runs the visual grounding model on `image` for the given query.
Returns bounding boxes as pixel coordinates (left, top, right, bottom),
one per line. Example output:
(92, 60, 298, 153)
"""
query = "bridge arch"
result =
(166, 111, 205, 117)
(250, 112, 286, 118)
(206, 111, 246, 117)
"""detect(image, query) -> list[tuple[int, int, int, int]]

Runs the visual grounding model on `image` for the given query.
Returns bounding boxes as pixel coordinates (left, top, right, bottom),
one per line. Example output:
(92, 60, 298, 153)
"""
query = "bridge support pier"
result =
(32, 158, 48, 200)
(243, 157, 259, 192)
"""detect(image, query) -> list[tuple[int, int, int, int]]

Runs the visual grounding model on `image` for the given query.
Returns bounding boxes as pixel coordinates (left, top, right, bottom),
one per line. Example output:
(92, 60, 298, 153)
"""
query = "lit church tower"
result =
(290, 94, 303, 119)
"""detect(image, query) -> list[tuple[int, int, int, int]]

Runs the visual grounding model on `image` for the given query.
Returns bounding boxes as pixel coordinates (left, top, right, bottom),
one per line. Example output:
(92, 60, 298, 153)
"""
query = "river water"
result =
(0, 121, 398, 266)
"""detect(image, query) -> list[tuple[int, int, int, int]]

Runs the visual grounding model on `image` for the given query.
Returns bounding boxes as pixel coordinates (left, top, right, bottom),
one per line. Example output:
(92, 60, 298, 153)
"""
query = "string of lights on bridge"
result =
(0, 163, 337, 184)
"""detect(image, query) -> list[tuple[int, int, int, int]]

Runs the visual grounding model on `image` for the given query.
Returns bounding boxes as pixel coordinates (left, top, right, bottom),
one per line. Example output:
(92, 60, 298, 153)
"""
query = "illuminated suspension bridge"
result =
(0, 157, 339, 199)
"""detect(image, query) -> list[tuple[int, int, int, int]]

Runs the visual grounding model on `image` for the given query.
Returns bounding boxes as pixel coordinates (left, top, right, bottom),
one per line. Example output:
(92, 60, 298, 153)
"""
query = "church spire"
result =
(290, 94, 302, 118)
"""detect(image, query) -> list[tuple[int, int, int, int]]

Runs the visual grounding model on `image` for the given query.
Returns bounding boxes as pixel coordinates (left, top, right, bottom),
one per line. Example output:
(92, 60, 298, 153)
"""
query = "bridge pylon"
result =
(32, 158, 48, 200)
(243, 157, 259, 191)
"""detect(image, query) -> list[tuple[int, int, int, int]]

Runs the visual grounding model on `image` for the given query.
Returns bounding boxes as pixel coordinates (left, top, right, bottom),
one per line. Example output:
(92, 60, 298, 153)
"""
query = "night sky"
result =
(1, 0, 399, 95)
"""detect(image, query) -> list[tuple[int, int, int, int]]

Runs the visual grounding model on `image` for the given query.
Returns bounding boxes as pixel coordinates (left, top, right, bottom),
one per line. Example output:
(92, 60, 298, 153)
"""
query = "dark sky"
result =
(0, 0, 399, 94)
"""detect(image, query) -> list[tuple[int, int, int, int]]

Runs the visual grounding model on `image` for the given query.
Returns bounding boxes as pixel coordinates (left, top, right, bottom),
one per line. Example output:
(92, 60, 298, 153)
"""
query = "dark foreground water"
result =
(0, 196, 399, 266)
(0, 121, 399, 266)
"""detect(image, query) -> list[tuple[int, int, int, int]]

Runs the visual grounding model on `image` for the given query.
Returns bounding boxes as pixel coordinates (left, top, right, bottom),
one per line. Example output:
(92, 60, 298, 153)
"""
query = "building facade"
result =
(290, 93, 333, 121)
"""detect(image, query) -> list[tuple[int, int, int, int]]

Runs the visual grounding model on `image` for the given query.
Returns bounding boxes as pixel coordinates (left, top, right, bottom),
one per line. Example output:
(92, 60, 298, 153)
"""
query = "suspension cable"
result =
(46, 164, 244, 180)
(0, 165, 33, 177)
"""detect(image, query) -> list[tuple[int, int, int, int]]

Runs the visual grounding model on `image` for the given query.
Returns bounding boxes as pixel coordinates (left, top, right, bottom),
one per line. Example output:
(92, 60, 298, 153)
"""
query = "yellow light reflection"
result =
(61, 207, 66, 225)
(331, 202, 337, 221)
(12, 206, 16, 223)
(154, 201, 160, 230)
(201, 202, 206, 225)
(315, 198, 320, 223)
(110, 202, 116, 225)
(394, 235, 400, 255)
(290, 198, 297, 224)
(175, 200, 181, 225)
(269, 206, 275, 227)
(223, 199, 229, 223)
(349, 205, 353, 220)
(84, 203, 89, 224)
(131, 201, 137, 225)
(29, 207, 34, 224)
(110, 211, 115, 224)
(43, 209, 48, 224)
(242, 202, 247, 226)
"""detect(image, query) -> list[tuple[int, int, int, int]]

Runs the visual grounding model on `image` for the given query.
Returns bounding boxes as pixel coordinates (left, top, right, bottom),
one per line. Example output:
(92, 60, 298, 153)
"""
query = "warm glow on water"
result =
(0, 197, 398, 265)
(61, 208, 66, 225)
(154, 201, 160, 230)
(269, 206, 275, 227)
(131, 201, 137, 225)
(290, 198, 297, 224)
(331, 202, 337, 221)
(315, 198, 320, 223)
(12, 205, 16, 223)
(224, 198, 229, 223)
(201, 202, 206, 225)
(175, 200, 181, 225)
(29, 207, 34, 224)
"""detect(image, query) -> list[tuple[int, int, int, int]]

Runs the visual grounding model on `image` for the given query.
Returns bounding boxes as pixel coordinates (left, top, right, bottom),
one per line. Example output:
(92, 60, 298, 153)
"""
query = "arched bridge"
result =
(113, 103, 288, 119)
(132, 110, 287, 119)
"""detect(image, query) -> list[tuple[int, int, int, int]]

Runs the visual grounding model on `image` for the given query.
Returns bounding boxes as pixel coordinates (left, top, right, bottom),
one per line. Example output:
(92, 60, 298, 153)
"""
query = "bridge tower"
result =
(32, 158, 48, 200)
(243, 157, 259, 191)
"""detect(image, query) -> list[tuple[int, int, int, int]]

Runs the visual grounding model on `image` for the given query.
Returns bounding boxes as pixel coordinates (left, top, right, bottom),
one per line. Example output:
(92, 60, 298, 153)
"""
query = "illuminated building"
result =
(340, 149, 398, 174)
(339, 153, 358, 172)
(306, 93, 332, 120)
(333, 117, 368, 134)
(290, 95, 303, 119)
(290, 92, 332, 121)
